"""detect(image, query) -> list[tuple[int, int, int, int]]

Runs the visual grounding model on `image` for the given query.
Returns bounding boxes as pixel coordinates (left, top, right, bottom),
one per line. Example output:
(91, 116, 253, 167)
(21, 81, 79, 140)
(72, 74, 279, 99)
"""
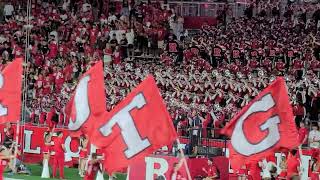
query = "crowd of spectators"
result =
(0, 0, 180, 124)
(0, 0, 319, 149)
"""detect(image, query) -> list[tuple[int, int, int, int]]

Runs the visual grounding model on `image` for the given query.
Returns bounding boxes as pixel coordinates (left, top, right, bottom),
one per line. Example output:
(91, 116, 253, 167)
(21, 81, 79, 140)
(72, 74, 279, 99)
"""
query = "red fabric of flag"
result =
(221, 77, 299, 170)
(90, 75, 177, 173)
(66, 61, 106, 137)
(0, 58, 23, 123)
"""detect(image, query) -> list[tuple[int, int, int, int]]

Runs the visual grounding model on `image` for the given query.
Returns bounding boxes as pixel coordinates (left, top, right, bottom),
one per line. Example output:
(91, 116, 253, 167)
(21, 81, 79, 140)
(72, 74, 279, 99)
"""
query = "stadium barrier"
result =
(0, 123, 316, 179)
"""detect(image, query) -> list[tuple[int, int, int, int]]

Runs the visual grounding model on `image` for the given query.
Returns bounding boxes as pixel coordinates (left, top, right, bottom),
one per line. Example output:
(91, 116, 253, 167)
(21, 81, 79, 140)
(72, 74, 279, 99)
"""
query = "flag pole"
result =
(298, 145, 304, 175)
(125, 166, 130, 180)
(176, 138, 192, 180)
(15, 0, 32, 167)
(12, 120, 21, 172)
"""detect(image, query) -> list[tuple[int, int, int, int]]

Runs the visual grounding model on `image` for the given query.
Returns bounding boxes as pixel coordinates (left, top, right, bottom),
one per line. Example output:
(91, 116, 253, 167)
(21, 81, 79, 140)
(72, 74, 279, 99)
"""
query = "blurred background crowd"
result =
(0, 0, 319, 150)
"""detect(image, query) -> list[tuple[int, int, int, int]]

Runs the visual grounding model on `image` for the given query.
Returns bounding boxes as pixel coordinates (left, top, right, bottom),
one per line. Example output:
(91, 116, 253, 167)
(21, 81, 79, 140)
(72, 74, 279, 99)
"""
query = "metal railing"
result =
(166, 1, 245, 18)
(178, 127, 228, 157)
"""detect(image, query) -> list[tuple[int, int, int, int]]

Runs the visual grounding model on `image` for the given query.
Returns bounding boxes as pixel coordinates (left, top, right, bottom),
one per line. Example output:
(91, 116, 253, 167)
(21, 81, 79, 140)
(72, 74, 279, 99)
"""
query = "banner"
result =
(0, 124, 192, 165)
(0, 124, 103, 165)
(129, 155, 229, 180)
(66, 60, 106, 137)
(91, 76, 177, 173)
(221, 77, 299, 170)
(0, 58, 23, 123)
(0, 124, 313, 179)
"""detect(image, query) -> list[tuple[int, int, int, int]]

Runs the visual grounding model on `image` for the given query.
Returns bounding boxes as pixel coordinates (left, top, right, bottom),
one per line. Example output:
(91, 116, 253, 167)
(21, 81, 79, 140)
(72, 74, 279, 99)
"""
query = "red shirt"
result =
(206, 165, 218, 177)
(269, 49, 276, 56)
(58, 113, 64, 125)
(54, 71, 65, 85)
(48, 42, 58, 58)
(104, 48, 112, 55)
(238, 165, 248, 175)
(249, 161, 262, 180)
(59, 44, 68, 56)
(190, 47, 200, 56)
(287, 50, 294, 58)
(157, 28, 166, 41)
(266, 155, 276, 163)
(203, 114, 211, 129)
(184, 50, 193, 60)
(50, 12, 59, 21)
(113, 51, 121, 64)
(293, 60, 304, 69)
(36, 77, 44, 88)
(252, 40, 258, 49)
(53, 138, 64, 154)
(232, 49, 240, 59)
(39, 112, 46, 124)
(48, 73, 55, 83)
(84, 45, 93, 56)
(249, 60, 259, 69)
(262, 59, 272, 68)
(276, 61, 285, 70)
(293, 105, 304, 116)
(287, 156, 300, 178)
(90, 28, 98, 43)
(34, 54, 43, 67)
(229, 63, 239, 73)
(298, 127, 308, 144)
(267, 40, 274, 49)
(310, 60, 320, 69)
(213, 47, 222, 57)
(64, 65, 73, 81)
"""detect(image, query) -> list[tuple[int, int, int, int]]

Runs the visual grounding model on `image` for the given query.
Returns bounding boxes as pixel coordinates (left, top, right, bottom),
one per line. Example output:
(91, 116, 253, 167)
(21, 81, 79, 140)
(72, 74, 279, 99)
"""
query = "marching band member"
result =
(241, 94, 250, 107)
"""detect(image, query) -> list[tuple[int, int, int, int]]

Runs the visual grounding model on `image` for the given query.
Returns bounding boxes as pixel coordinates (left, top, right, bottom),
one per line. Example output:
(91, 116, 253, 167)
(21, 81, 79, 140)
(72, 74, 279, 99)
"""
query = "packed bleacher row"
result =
(0, 0, 178, 124)
(0, 1, 320, 146)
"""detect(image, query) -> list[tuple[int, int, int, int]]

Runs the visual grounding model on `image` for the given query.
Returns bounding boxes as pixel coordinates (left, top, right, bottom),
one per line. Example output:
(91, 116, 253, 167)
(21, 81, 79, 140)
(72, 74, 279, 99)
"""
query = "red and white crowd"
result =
(0, 0, 320, 179)
(0, 0, 319, 145)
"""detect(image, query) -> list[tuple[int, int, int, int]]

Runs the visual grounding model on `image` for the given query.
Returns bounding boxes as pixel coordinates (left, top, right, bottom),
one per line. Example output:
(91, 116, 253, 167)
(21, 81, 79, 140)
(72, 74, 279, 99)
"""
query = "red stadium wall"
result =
(0, 124, 315, 179)
(129, 155, 230, 179)
(0, 124, 231, 178)
(0, 123, 226, 166)
(0, 124, 98, 165)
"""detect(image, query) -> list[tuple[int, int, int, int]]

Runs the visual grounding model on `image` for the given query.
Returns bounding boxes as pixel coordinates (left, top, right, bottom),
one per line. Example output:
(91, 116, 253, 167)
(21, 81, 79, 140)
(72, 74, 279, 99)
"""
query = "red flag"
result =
(0, 58, 23, 123)
(221, 77, 299, 170)
(90, 75, 177, 173)
(66, 61, 106, 137)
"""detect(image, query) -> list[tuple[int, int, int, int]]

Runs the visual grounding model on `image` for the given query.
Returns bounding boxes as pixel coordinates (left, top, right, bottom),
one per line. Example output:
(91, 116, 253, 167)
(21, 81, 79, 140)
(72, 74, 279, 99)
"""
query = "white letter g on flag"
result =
(231, 94, 281, 156)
